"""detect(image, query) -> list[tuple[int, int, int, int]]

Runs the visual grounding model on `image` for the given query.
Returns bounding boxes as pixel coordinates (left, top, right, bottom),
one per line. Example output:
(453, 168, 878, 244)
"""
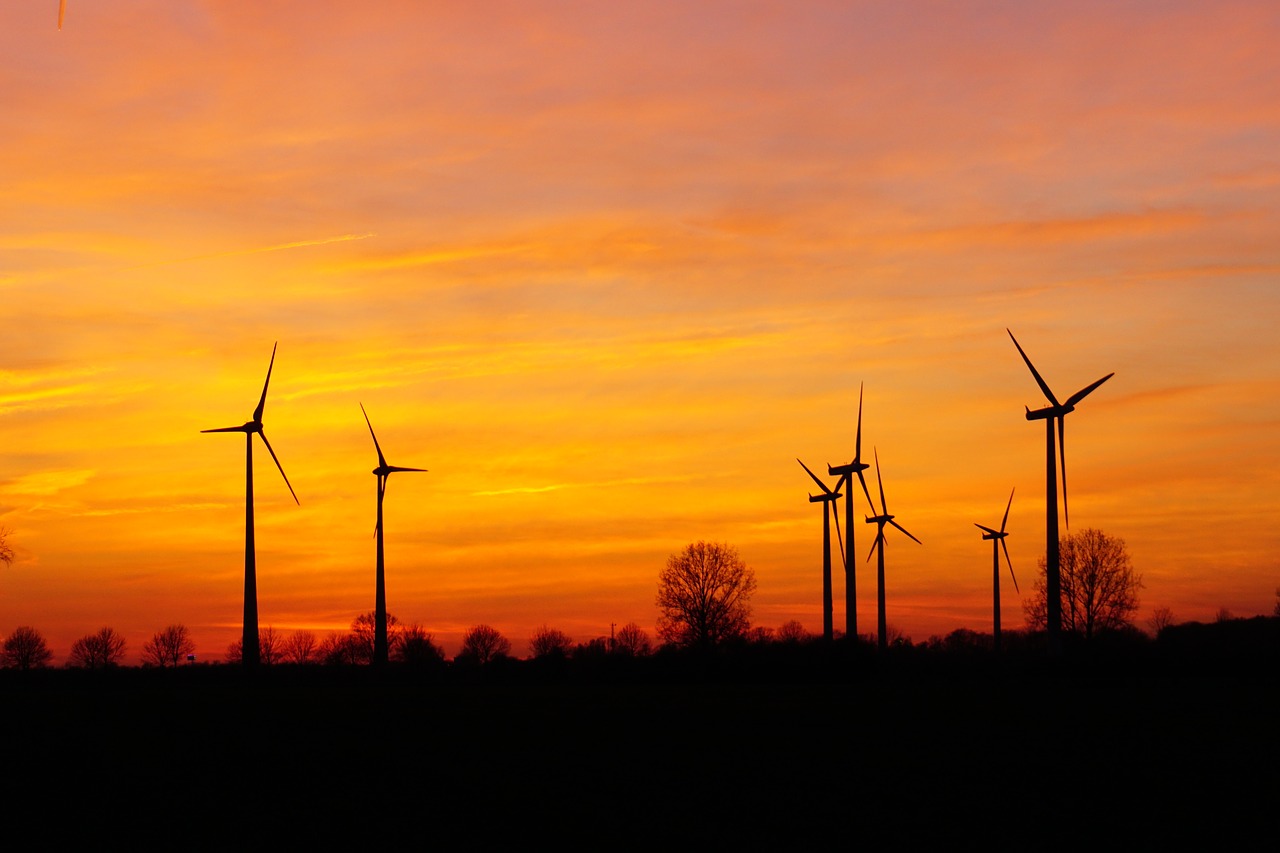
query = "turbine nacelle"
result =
(808, 490, 841, 504)
(829, 460, 870, 477)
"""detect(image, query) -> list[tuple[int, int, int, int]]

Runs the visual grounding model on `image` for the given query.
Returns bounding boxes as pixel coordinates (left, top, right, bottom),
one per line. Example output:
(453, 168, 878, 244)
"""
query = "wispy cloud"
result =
(473, 475, 692, 497)
(129, 233, 376, 269)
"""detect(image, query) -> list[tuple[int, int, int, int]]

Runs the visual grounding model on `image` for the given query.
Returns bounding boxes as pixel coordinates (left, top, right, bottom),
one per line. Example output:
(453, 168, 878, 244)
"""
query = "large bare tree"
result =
(1025, 528, 1142, 639)
(2, 626, 53, 670)
(142, 624, 196, 667)
(68, 627, 127, 669)
(656, 541, 757, 647)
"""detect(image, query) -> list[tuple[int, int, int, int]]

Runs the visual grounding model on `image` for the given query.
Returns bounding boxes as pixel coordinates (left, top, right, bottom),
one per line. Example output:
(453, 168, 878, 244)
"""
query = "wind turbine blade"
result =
(855, 382, 865, 462)
(1065, 372, 1115, 408)
(797, 459, 834, 495)
(386, 466, 428, 473)
(1007, 329, 1061, 408)
(1001, 487, 1014, 534)
(1058, 416, 1069, 529)
(258, 431, 299, 504)
(866, 529, 883, 563)
(1002, 539, 1019, 593)
(889, 519, 921, 545)
(975, 523, 999, 536)
(831, 501, 846, 567)
(253, 342, 278, 423)
(202, 425, 248, 433)
(874, 448, 887, 515)
(359, 402, 388, 468)
(855, 469, 874, 509)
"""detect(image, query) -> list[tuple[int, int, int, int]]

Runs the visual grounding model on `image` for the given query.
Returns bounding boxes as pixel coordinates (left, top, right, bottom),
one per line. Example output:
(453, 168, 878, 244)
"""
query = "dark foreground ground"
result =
(1, 640, 1275, 847)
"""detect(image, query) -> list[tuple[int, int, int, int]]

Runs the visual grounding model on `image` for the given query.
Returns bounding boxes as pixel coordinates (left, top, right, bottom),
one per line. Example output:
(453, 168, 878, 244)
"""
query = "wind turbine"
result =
(361, 403, 427, 667)
(975, 488, 1018, 652)
(828, 382, 875, 641)
(798, 459, 843, 641)
(1007, 329, 1113, 654)
(864, 449, 920, 651)
(203, 343, 299, 669)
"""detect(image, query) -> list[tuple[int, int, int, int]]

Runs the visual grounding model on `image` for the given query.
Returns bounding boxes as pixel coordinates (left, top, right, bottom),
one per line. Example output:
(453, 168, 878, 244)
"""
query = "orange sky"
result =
(2, 1, 1278, 662)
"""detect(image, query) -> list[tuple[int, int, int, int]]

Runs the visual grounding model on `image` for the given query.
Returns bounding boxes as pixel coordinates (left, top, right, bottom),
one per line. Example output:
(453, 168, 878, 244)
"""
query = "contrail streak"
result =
(129, 232, 376, 269)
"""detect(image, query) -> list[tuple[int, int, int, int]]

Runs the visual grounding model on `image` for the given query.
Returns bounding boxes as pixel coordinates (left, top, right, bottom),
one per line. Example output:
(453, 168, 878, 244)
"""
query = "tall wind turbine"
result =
(361, 403, 427, 667)
(829, 383, 874, 641)
(798, 459, 842, 641)
(1007, 329, 1113, 654)
(975, 488, 1018, 652)
(203, 343, 299, 669)
(864, 449, 920, 651)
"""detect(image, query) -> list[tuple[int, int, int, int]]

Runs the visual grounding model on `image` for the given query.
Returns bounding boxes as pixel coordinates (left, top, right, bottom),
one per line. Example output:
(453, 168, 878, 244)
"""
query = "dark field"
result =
(1, 645, 1274, 847)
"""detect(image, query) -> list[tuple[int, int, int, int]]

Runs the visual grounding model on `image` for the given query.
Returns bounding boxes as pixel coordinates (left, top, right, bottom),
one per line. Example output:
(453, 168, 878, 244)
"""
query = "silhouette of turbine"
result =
(798, 459, 843, 641)
(361, 403, 427, 667)
(828, 382, 875, 641)
(864, 449, 920, 651)
(202, 343, 299, 669)
(1008, 329, 1112, 655)
(975, 488, 1018, 653)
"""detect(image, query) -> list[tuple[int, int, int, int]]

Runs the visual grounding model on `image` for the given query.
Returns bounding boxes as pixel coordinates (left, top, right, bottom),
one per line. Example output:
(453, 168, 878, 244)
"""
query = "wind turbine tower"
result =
(975, 488, 1018, 652)
(202, 343, 299, 669)
(1007, 330, 1112, 655)
(362, 404, 428, 667)
(798, 459, 842, 641)
(828, 383, 874, 640)
(864, 450, 920, 651)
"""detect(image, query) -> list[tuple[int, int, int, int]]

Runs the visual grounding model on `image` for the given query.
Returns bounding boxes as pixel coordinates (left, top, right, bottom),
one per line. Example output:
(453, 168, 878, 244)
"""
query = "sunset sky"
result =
(2, 1, 1278, 662)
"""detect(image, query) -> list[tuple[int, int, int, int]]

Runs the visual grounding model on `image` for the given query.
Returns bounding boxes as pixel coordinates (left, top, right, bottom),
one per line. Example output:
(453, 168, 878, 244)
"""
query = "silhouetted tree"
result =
(612, 622, 652, 657)
(284, 630, 317, 664)
(67, 627, 127, 669)
(225, 626, 284, 665)
(317, 632, 360, 665)
(776, 620, 809, 643)
(457, 624, 511, 664)
(1025, 529, 1141, 640)
(2, 626, 52, 670)
(394, 624, 446, 667)
(529, 625, 574, 659)
(1148, 606, 1176, 636)
(0, 526, 13, 568)
(142, 624, 195, 668)
(1274, 588, 1280, 618)
(350, 611, 401, 664)
(656, 541, 756, 647)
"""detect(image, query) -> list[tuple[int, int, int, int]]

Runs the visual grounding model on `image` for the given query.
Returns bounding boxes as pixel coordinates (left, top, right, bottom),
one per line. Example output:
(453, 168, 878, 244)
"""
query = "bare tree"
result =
(1148, 606, 1176, 637)
(656, 541, 756, 647)
(776, 620, 810, 643)
(225, 626, 285, 665)
(2, 626, 53, 670)
(68, 627, 127, 669)
(458, 624, 511, 664)
(349, 611, 401, 664)
(612, 622, 652, 657)
(395, 624, 447, 667)
(317, 632, 359, 665)
(1025, 529, 1142, 640)
(0, 526, 13, 568)
(142, 624, 195, 668)
(283, 630, 317, 664)
(529, 625, 574, 659)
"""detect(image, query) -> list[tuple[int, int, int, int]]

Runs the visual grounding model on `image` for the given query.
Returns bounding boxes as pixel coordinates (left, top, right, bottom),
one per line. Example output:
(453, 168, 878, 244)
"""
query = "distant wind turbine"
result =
(798, 459, 843, 641)
(361, 404, 427, 667)
(203, 343, 299, 669)
(828, 382, 874, 640)
(864, 449, 920, 651)
(1007, 329, 1112, 655)
(975, 488, 1018, 653)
